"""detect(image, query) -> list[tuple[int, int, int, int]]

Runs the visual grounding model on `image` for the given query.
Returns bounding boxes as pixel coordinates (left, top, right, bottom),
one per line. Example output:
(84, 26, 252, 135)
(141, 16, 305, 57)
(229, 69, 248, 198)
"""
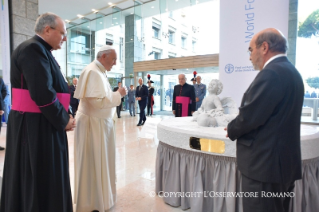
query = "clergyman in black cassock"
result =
(1, 13, 74, 212)
(136, 78, 148, 126)
(172, 74, 196, 117)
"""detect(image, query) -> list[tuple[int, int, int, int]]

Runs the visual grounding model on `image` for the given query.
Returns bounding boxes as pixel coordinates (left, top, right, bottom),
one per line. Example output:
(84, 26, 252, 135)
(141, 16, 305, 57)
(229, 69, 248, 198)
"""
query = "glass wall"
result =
(296, 0, 319, 122)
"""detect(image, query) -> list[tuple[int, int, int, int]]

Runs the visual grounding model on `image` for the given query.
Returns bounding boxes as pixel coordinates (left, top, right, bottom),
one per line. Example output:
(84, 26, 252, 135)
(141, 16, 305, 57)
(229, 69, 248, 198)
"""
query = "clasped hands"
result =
(65, 114, 76, 131)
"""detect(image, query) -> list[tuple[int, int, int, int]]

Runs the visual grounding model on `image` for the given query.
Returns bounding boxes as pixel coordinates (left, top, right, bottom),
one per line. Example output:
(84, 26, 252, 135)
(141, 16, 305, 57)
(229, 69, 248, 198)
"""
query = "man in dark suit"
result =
(0, 78, 8, 150)
(69, 77, 79, 117)
(135, 78, 148, 126)
(226, 28, 304, 212)
(172, 74, 196, 117)
(113, 82, 124, 118)
(1, 13, 75, 212)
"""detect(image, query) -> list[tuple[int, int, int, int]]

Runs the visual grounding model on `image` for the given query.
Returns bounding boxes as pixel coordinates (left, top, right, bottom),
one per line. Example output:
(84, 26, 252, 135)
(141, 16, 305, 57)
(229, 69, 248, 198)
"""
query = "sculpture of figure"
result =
(192, 79, 237, 127)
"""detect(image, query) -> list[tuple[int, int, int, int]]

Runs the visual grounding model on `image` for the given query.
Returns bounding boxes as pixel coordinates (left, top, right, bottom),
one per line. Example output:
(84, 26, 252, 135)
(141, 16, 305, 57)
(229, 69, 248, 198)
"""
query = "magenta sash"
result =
(176, 96, 190, 117)
(11, 88, 70, 113)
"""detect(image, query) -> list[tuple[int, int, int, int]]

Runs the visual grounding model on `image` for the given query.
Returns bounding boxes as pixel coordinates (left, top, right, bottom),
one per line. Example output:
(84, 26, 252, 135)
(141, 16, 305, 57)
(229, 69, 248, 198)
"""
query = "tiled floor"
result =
(0, 111, 185, 212)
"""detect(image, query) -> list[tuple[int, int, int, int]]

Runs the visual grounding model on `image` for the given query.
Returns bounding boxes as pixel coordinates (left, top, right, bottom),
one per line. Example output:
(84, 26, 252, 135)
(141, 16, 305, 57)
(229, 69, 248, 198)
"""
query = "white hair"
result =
(96, 45, 115, 59)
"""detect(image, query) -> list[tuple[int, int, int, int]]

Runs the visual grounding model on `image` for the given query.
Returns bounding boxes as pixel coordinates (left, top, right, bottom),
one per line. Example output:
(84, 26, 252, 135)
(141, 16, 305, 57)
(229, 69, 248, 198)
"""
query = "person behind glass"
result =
(310, 90, 317, 98)
(128, 85, 136, 116)
(194, 75, 206, 111)
(304, 91, 310, 98)
(190, 78, 196, 85)
(0, 78, 8, 150)
(136, 78, 148, 126)
(69, 77, 79, 117)
(113, 82, 124, 118)
(172, 74, 196, 117)
(147, 74, 155, 116)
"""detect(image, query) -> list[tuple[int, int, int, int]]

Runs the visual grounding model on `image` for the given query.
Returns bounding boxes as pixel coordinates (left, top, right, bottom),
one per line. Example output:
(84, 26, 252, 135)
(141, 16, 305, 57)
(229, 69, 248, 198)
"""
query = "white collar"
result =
(263, 54, 286, 69)
(94, 60, 107, 73)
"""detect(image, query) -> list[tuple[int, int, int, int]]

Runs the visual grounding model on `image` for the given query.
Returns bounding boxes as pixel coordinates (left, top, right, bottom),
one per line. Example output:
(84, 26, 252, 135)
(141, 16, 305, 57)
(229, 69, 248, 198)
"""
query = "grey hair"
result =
(178, 73, 186, 79)
(96, 49, 113, 59)
(255, 30, 288, 53)
(35, 12, 60, 34)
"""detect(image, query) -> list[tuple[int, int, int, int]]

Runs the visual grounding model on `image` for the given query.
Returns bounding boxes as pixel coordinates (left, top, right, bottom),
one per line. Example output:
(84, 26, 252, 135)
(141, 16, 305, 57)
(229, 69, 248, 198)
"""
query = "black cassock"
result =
(172, 83, 196, 117)
(1, 36, 72, 212)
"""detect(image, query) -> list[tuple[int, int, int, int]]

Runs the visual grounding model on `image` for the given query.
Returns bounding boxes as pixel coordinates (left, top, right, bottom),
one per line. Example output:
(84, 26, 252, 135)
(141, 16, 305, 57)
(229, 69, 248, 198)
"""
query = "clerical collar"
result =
(35, 34, 53, 51)
(94, 60, 107, 73)
(263, 54, 286, 69)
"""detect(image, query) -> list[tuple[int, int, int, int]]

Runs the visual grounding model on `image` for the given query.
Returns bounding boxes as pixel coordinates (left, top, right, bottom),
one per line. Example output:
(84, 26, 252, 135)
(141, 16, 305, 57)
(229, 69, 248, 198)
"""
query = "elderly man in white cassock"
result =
(73, 45, 127, 212)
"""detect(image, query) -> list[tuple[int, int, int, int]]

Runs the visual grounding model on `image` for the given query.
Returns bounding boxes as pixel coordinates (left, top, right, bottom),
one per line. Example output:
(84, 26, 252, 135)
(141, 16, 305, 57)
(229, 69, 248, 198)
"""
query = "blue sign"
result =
(225, 64, 234, 74)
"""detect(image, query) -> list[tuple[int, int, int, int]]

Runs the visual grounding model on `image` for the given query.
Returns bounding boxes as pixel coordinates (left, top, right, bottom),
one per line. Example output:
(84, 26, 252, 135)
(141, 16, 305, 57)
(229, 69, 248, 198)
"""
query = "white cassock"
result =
(73, 60, 121, 212)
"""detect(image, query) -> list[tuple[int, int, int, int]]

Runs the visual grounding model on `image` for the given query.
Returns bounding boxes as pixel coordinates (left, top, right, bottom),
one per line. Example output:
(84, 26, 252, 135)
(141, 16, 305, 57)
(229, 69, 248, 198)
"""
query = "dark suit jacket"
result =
(172, 83, 196, 116)
(69, 84, 79, 105)
(135, 84, 148, 105)
(227, 56, 304, 184)
(0, 78, 8, 111)
(113, 87, 124, 104)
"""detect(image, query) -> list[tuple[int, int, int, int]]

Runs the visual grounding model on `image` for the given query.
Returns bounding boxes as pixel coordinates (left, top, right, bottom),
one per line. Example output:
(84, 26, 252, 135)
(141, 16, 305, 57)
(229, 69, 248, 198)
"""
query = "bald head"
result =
(249, 28, 287, 71)
(253, 28, 287, 54)
(178, 74, 186, 86)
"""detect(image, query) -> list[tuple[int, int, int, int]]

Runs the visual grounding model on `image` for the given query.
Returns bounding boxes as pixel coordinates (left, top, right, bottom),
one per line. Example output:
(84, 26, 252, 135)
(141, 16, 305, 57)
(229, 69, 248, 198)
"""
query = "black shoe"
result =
(130, 114, 132, 116)
(137, 123, 142, 126)
(118, 116, 121, 118)
(134, 115, 135, 116)
(0, 146, 5, 150)
(142, 121, 145, 125)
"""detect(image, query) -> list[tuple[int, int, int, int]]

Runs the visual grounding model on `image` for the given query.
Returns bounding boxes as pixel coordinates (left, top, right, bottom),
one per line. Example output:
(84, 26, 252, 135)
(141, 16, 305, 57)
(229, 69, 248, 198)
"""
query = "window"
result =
(181, 37, 187, 49)
(192, 40, 196, 52)
(153, 26, 160, 38)
(169, 11, 174, 19)
(119, 37, 123, 62)
(70, 36, 86, 54)
(169, 30, 175, 44)
(106, 33, 113, 45)
(154, 52, 160, 60)
(168, 52, 176, 58)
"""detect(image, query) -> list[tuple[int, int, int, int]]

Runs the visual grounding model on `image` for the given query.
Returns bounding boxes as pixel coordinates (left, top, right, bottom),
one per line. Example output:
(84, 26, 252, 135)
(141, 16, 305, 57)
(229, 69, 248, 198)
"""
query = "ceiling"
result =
(39, 0, 212, 28)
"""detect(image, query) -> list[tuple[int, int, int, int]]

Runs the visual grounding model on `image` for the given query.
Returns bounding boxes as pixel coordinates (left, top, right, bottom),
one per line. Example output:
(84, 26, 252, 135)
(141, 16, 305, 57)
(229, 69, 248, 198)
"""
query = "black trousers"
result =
(116, 103, 122, 118)
(138, 101, 146, 124)
(70, 103, 78, 117)
(241, 174, 295, 212)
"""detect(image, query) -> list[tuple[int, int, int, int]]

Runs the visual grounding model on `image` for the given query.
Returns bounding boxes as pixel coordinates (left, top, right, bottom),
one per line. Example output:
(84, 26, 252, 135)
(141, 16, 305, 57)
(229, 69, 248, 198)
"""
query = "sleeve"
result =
(135, 87, 138, 97)
(19, 43, 69, 131)
(227, 69, 284, 141)
(198, 84, 206, 101)
(1, 79, 8, 100)
(86, 91, 121, 109)
(190, 85, 196, 112)
(172, 86, 176, 111)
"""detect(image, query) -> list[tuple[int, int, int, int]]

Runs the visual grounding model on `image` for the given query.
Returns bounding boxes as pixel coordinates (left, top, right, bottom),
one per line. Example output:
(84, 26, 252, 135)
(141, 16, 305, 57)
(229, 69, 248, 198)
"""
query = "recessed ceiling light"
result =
(87, 26, 90, 28)
(131, 13, 134, 14)
(116, 22, 118, 24)
(151, 6, 154, 8)
(108, 2, 112, 5)
(196, 0, 199, 3)
(131, 38, 133, 40)
(176, 0, 178, 1)
(92, 9, 98, 13)
(100, 22, 102, 24)
(113, 17, 117, 19)
(65, 20, 70, 23)
(77, 14, 83, 18)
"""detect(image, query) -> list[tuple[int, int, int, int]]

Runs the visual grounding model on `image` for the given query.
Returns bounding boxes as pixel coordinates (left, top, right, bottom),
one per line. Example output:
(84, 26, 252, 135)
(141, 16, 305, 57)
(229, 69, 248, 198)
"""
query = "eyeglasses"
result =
(50, 27, 67, 38)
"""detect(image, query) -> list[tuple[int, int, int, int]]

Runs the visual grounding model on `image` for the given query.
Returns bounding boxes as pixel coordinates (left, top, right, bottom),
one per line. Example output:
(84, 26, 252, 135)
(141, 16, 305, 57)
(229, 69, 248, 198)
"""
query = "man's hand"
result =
(196, 97, 199, 102)
(224, 127, 228, 138)
(173, 110, 175, 115)
(137, 97, 142, 101)
(65, 115, 76, 131)
(0, 110, 4, 115)
(191, 111, 195, 115)
(118, 87, 127, 97)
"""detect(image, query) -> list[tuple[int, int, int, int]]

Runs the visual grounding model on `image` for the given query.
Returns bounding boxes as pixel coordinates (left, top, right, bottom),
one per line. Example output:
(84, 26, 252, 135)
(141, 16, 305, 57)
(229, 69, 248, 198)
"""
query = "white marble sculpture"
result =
(192, 79, 238, 127)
